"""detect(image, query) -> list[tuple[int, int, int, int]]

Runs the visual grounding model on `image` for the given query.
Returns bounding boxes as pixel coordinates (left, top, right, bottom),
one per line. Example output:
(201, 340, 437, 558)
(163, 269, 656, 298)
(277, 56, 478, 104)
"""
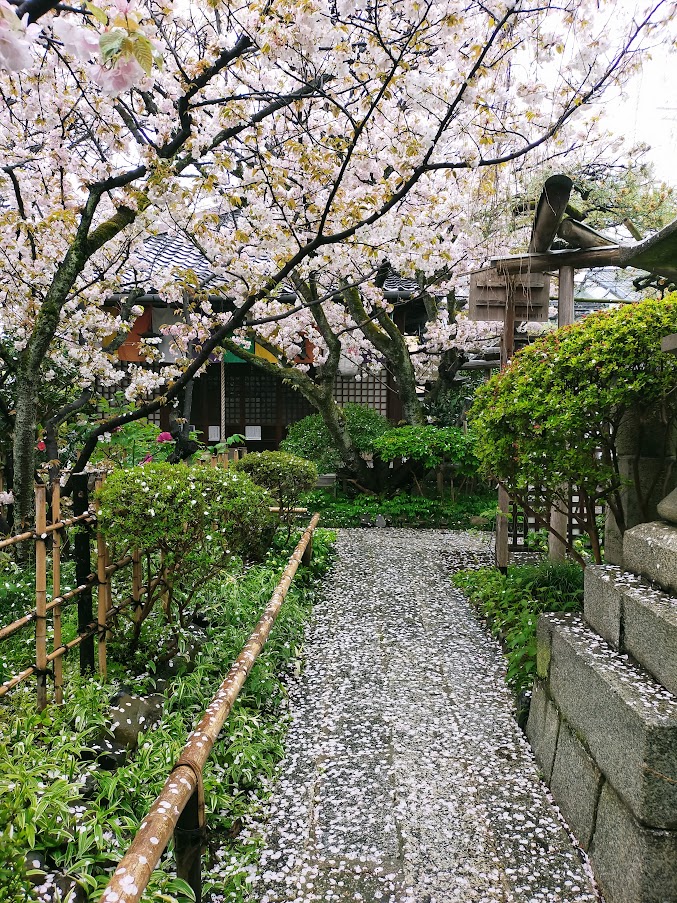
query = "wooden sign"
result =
(469, 267, 550, 322)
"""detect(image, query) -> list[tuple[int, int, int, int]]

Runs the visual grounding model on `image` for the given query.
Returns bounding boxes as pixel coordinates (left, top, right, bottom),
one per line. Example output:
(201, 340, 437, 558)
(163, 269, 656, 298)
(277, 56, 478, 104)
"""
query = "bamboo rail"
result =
(0, 511, 95, 550)
(0, 573, 162, 699)
(0, 554, 134, 643)
(98, 513, 320, 903)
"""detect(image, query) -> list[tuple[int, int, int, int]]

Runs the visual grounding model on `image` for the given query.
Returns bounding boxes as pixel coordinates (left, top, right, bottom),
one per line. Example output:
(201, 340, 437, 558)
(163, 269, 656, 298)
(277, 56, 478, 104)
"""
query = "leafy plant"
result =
(373, 425, 478, 475)
(301, 487, 495, 528)
(280, 404, 391, 473)
(232, 452, 318, 532)
(470, 295, 677, 563)
(453, 562, 584, 698)
(96, 463, 277, 638)
(89, 418, 176, 468)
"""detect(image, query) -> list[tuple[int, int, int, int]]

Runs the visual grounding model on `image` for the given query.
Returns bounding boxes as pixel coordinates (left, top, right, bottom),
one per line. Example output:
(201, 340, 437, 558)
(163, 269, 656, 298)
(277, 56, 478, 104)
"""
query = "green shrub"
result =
(280, 404, 391, 473)
(373, 425, 478, 476)
(96, 463, 276, 634)
(301, 487, 495, 528)
(232, 451, 317, 530)
(453, 562, 583, 698)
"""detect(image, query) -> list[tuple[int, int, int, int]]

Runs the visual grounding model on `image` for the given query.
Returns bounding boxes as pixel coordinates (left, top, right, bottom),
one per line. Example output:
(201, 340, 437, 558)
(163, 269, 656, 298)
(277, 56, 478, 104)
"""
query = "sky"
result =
(602, 42, 677, 185)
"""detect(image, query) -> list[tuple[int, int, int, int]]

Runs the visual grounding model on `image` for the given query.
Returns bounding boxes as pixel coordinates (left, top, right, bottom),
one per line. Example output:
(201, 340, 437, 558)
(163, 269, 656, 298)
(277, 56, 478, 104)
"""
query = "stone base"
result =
(584, 565, 677, 696)
(527, 614, 677, 903)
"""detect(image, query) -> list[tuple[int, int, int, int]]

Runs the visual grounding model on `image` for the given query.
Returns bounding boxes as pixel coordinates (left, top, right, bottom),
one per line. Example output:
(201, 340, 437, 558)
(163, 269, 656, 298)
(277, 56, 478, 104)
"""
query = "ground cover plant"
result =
(0, 527, 336, 903)
(301, 487, 495, 529)
(453, 562, 584, 704)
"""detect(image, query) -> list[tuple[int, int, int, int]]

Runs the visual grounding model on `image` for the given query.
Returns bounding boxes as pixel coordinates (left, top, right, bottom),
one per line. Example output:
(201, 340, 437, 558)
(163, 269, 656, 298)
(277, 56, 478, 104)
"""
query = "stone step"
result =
(584, 565, 677, 695)
(623, 520, 677, 593)
(533, 612, 677, 832)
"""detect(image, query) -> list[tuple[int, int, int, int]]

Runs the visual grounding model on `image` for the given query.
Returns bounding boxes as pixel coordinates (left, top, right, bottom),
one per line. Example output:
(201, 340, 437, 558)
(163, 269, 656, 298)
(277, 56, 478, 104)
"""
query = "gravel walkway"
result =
(248, 529, 601, 903)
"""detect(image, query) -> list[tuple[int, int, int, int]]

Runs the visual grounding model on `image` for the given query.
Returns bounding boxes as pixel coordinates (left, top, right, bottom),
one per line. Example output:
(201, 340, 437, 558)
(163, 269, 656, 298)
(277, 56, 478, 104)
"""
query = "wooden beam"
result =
(492, 245, 622, 274)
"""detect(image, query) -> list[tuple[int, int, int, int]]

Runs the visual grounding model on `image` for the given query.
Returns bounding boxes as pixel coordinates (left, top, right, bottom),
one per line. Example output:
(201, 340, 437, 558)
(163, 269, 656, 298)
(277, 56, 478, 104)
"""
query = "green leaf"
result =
(99, 29, 125, 61)
(85, 1, 108, 25)
(131, 33, 154, 74)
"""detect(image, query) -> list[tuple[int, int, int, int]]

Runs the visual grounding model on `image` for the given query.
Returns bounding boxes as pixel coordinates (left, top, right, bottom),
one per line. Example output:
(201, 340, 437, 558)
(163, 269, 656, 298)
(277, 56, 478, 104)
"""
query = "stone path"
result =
(248, 530, 602, 903)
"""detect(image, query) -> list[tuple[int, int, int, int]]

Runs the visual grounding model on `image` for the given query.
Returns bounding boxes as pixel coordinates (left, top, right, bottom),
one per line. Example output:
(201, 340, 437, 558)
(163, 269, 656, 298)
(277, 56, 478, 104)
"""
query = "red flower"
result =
(36, 440, 46, 451)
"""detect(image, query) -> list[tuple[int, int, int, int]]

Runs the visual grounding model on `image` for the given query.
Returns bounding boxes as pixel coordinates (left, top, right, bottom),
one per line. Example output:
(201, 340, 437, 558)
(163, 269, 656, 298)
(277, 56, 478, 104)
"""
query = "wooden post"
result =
(549, 266, 575, 562)
(220, 357, 226, 446)
(301, 533, 313, 566)
(132, 549, 142, 628)
(35, 484, 48, 711)
(95, 477, 110, 679)
(174, 782, 205, 902)
(496, 288, 516, 572)
(72, 473, 95, 674)
(52, 479, 63, 705)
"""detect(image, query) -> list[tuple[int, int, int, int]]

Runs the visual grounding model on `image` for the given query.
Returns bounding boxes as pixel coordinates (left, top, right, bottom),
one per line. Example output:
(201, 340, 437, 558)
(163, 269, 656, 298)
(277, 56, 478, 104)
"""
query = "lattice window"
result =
(282, 384, 315, 425)
(244, 368, 277, 426)
(333, 374, 388, 417)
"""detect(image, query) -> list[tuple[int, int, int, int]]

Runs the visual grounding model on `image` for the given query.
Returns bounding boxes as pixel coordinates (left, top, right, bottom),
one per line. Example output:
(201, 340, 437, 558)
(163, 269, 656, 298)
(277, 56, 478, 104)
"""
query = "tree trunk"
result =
(12, 363, 39, 530)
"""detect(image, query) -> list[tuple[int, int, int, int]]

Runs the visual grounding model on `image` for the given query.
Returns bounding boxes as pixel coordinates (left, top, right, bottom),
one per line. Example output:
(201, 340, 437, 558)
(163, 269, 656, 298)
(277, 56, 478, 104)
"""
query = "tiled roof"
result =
(119, 232, 219, 290)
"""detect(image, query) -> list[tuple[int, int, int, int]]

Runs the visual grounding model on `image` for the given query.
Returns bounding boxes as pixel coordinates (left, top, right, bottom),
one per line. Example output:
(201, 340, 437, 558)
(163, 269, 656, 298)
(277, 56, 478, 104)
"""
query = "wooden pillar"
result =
(35, 484, 48, 711)
(496, 289, 516, 572)
(95, 476, 110, 679)
(52, 479, 63, 704)
(549, 266, 575, 561)
(72, 473, 95, 674)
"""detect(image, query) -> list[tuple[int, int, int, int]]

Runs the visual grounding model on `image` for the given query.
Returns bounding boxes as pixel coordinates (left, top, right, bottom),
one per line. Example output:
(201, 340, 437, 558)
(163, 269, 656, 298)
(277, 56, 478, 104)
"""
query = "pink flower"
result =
(141, 453, 153, 463)
(36, 439, 46, 451)
(156, 431, 173, 443)
(0, 0, 40, 71)
(91, 54, 144, 96)
(52, 17, 99, 62)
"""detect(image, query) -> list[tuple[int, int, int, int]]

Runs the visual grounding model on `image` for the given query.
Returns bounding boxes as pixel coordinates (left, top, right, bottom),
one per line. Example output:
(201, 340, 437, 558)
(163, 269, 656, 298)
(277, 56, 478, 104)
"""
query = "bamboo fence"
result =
(0, 476, 150, 711)
(98, 513, 320, 903)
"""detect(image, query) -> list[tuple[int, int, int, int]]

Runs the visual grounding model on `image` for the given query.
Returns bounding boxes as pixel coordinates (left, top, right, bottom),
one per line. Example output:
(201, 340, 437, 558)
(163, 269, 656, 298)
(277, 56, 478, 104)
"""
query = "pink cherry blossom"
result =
(0, 0, 40, 71)
(91, 54, 145, 96)
(52, 17, 100, 63)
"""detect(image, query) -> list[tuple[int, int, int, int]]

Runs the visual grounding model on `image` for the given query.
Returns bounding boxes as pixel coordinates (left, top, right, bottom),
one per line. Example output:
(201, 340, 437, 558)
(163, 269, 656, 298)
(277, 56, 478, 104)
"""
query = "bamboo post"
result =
(35, 484, 48, 711)
(95, 477, 110, 679)
(52, 479, 63, 705)
(72, 473, 95, 674)
(232, 448, 240, 463)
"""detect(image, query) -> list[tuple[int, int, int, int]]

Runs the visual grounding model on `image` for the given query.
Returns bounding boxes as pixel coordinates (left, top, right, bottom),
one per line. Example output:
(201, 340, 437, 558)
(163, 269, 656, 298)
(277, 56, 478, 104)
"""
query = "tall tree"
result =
(0, 0, 673, 524)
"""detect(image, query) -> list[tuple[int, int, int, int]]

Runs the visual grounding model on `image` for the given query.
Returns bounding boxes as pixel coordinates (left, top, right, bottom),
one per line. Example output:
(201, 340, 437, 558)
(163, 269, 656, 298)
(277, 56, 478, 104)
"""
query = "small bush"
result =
(373, 425, 479, 477)
(453, 562, 584, 698)
(280, 404, 391, 473)
(96, 463, 277, 634)
(233, 451, 318, 529)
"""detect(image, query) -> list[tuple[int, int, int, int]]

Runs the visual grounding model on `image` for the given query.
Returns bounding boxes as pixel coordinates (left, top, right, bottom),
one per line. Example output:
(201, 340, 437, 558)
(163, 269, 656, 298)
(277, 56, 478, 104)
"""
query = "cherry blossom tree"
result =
(1, 0, 674, 526)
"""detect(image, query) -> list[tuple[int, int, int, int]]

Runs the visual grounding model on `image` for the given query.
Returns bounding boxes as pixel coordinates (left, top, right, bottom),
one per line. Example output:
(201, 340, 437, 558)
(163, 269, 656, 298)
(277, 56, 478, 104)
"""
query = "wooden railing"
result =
(97, 514, 320, 903)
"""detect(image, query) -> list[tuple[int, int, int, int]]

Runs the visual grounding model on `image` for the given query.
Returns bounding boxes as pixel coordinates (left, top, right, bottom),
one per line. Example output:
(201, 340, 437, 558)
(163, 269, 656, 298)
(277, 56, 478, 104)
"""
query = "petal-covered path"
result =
(249, 529, 601, 903)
